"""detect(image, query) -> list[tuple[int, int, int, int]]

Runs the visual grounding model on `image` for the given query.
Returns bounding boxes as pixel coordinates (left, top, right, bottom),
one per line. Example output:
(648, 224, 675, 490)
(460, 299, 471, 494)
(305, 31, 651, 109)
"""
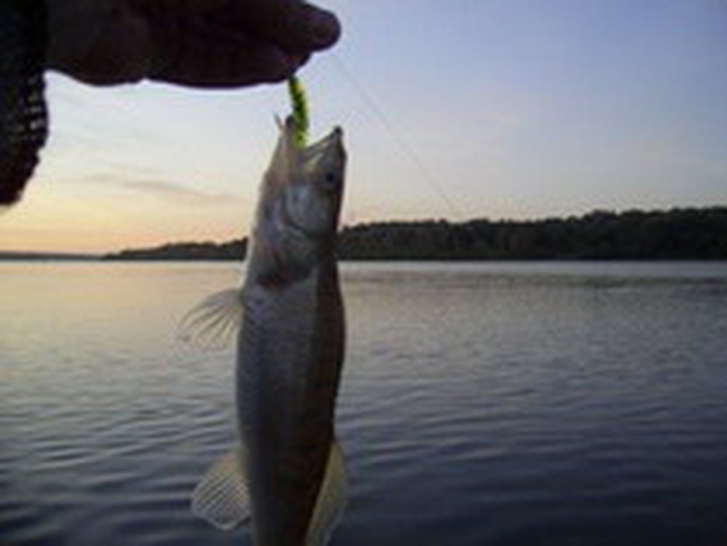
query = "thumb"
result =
(129, 0, 229, 16)
(229, 0, 341, 53)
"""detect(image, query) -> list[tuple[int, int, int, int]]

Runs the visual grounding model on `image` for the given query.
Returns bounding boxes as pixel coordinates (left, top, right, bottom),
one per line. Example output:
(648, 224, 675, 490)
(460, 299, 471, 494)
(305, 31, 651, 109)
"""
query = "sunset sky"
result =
(2, 0, 726, 254)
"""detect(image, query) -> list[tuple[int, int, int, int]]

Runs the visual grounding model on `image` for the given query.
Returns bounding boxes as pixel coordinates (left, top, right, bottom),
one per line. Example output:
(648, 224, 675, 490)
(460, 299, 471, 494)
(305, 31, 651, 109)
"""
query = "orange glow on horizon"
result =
(0, 183, 252, 255)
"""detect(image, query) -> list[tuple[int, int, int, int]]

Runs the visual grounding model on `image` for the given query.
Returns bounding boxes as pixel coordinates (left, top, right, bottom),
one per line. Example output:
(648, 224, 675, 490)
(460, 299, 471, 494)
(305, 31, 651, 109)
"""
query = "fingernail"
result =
(308, 9, 341, 49)
(291, 53, 311, 70)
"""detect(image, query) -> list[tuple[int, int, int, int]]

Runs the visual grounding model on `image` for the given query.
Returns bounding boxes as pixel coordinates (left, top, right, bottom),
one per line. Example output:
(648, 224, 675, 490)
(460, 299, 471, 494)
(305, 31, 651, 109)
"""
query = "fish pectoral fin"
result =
(191, 448, 250, 530)
(178, 288, 243, 350)
(306, 441, 349, 546)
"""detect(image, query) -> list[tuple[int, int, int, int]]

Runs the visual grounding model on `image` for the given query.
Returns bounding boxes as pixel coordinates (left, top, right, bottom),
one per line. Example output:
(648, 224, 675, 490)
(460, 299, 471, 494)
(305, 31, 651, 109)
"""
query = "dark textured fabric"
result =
(1, 0, 48, 205)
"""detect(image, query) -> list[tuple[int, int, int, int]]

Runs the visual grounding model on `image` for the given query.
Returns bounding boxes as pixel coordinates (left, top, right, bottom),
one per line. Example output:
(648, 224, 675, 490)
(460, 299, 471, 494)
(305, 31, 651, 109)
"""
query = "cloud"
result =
(108, 178, 246, 207)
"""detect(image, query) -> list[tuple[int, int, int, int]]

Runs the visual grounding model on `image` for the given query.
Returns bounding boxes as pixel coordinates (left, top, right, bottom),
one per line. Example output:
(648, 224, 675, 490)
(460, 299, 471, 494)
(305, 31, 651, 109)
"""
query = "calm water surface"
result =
(1, 261, 727, 546)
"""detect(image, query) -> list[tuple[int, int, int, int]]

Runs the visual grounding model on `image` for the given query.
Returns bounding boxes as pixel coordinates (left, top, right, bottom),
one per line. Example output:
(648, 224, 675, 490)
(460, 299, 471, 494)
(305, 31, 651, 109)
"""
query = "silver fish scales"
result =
(184, 117, 348, 546)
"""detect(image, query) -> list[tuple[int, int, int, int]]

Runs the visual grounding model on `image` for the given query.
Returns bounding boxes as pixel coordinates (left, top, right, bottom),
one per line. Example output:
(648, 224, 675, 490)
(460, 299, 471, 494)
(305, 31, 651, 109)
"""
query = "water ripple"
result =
(2, 262, 727, 545)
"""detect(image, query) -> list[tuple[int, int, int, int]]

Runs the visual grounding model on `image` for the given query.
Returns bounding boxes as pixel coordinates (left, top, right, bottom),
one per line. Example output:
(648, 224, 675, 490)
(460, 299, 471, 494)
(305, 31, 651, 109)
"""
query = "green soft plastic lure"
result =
(287, 76, 309, 147)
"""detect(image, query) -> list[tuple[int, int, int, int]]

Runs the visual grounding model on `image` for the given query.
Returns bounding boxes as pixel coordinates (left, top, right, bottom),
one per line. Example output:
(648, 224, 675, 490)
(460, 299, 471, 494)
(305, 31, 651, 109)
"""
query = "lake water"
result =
(1, 261, 727, 546)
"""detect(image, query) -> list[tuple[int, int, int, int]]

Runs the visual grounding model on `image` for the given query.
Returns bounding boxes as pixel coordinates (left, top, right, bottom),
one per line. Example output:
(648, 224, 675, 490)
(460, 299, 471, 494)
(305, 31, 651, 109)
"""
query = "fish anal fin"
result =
(306, 440, 349, 546)
(178, 288, 243, 350)
(191, 449, 250, 531)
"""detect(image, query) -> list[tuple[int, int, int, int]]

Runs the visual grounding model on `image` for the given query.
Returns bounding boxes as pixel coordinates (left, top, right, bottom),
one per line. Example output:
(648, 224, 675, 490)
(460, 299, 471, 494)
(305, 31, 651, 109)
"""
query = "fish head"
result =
(252, 116, 346, 283)
(280, 116, 345, 237)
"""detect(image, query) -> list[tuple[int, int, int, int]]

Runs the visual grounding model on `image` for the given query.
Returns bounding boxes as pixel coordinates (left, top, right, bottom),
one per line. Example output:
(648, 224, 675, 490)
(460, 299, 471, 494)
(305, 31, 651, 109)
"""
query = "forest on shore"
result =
(103, 207, 727, 261)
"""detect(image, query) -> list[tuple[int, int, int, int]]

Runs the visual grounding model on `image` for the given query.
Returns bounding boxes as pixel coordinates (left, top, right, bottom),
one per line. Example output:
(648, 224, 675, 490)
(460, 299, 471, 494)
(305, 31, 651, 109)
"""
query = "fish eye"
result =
(324, 172, 338, 190)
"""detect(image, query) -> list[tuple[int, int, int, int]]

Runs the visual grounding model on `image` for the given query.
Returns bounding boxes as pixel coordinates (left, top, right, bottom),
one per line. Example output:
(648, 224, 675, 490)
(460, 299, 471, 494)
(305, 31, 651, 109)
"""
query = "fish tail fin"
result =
(191, 448, 251, 530)
(306, 440, 349, 546)
(178, 288, 243, 350)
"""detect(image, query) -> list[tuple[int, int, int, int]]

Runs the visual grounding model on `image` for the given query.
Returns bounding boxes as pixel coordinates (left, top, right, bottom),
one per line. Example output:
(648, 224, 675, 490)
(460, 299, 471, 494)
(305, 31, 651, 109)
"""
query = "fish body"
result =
(188, 117, 347, 546)
(239, 253, 344, 545)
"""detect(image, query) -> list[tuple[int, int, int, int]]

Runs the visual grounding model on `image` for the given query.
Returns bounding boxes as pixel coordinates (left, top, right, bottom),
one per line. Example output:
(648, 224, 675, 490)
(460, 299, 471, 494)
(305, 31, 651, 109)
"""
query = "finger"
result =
(221, 0, 341, 54)
(130, 0, 230, 16)
(148, 18, 308, 87)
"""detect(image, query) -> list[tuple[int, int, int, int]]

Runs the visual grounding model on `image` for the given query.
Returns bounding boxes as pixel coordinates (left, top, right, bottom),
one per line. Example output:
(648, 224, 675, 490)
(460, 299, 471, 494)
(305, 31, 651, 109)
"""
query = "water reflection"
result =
(2, 262, 727, 545)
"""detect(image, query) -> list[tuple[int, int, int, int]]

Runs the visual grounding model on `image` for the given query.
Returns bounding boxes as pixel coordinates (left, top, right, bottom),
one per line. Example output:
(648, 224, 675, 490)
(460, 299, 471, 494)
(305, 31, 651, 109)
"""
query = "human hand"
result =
(46, 0, 341, 87)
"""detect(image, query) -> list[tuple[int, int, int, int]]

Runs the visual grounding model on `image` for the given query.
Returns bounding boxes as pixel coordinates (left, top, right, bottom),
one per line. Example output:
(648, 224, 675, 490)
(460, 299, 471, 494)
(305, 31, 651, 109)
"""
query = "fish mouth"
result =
(328, 126, 344, 146)
(279, 114, 343, 150)
(319, 125, 343, 141)
(305, 126, 344, 154)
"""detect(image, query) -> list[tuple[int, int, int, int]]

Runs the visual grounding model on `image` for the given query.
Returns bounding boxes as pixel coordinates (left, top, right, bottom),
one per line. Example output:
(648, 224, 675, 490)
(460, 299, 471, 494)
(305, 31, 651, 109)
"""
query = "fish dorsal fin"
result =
(191, 448, 250, 530)
(178, 288, 243, 350)
(306, 441, 349, 546)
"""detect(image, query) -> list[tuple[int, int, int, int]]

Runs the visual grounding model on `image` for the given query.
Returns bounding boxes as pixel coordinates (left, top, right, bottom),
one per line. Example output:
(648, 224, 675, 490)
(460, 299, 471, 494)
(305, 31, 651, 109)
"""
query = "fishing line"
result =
(329, 53, 463, 219)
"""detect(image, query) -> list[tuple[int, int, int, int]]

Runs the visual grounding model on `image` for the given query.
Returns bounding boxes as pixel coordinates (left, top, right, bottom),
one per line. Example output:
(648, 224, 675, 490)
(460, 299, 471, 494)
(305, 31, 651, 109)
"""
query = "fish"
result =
(183, 115, 348, 546)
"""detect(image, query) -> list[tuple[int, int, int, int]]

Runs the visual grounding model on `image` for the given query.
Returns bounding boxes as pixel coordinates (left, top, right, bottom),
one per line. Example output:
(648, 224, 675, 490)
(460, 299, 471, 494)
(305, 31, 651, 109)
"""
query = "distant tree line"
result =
(0, 252, 92, 261)
(103, 207, 727, 261)
(105, 240, 247, 261)
(338, 207, 727, 260)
